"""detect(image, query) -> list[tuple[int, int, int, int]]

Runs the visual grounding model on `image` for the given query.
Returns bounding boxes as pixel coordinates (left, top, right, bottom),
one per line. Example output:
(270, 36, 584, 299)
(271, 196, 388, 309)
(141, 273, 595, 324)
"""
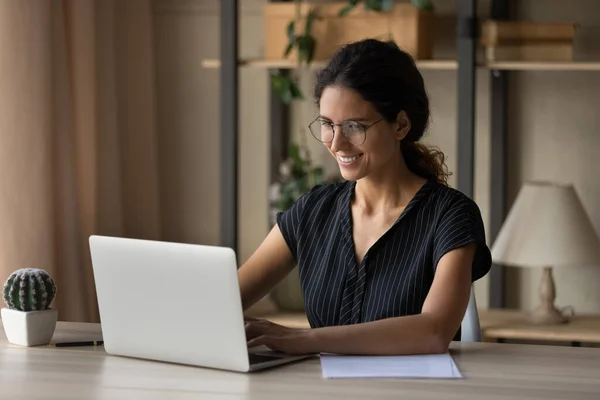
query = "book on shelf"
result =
(485, 42, 573, 62)
(480, 20, 576, 46)
(481, 20, 576, 62)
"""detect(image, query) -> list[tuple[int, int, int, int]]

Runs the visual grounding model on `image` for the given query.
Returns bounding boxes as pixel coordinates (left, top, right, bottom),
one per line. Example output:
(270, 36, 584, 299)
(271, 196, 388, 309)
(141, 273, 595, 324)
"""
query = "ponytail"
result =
(400, 140, 451, 186)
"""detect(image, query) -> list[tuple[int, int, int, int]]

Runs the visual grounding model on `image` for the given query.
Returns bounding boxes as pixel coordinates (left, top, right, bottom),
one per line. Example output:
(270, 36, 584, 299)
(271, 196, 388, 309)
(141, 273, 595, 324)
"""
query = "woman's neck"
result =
(353, 159, 427, 215)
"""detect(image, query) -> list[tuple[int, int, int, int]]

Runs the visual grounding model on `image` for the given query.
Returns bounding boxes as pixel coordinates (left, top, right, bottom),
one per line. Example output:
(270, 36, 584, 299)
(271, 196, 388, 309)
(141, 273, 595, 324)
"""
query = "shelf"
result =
(201, 58, 458, 70)
(486, 61, 600, 71)
(202, 59, 600, 72)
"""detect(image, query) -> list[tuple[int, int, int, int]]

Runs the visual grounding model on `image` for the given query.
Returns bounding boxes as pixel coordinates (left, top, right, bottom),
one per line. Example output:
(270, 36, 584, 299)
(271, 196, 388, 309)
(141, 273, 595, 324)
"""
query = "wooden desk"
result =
(2, 321, 600, 399)
(479, 309, 600, 347)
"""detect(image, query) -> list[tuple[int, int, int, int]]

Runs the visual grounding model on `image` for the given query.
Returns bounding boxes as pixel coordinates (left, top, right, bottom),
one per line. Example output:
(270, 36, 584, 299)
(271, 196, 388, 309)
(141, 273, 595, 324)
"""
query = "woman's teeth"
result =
(339, 154, 362, 163)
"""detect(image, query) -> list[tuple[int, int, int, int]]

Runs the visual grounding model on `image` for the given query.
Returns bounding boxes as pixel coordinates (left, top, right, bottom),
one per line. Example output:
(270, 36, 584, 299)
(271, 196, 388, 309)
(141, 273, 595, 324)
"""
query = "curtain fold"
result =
(0, 0, 160, 322)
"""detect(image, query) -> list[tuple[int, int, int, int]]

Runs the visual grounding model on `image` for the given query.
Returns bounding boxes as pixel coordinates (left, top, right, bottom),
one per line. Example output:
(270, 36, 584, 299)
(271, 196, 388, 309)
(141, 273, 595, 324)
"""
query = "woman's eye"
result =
(345, 121, 361, 131)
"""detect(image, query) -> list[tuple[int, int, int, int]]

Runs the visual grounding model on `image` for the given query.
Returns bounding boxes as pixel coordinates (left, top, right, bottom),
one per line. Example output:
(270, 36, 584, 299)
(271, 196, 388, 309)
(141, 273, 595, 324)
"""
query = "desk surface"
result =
(2, 321, 600, 399)
(479, 309, 600, 343)
(262, 309, 600, 344)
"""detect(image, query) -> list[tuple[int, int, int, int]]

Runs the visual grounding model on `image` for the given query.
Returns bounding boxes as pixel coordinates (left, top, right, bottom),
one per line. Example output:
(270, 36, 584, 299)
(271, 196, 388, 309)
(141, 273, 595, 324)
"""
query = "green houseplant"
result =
(2, 268, 58, 346)
(269, 141, 326, 222)
(270, 1, 319, 104)
(339, 0, 434, 15)
(268, 141, 339, 310)
(271, 0, 435, 103)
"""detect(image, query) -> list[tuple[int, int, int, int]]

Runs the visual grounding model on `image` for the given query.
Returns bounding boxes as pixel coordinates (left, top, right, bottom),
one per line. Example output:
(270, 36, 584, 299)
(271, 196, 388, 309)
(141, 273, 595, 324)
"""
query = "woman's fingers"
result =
(245, 320, 296, 353)
(247, 334, 284, 353)
(246, 334, 269, 349)
(245, 319, 272, 339)
(244, 322, 258, 339)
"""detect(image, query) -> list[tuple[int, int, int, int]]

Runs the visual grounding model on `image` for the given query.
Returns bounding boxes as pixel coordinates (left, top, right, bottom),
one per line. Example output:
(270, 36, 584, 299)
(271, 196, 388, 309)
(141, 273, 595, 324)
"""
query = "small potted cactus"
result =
(1, 268, 58, 346)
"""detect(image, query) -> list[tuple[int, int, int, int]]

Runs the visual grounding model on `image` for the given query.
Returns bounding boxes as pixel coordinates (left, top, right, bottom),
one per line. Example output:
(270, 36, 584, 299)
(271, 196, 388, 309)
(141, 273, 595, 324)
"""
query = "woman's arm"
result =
(238, 224, 296, 311)
(310, 243, 475, 355)
(246, 243, 476, 355)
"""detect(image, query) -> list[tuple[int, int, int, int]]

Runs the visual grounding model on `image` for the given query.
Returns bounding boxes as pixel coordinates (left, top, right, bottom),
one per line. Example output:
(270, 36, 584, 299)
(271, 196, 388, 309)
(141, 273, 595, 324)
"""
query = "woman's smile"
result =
(337, 153, 364, 166)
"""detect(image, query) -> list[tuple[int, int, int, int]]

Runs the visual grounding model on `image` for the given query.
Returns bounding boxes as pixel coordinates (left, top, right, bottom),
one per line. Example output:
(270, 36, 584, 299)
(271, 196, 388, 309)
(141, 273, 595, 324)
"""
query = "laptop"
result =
(88, 235, 313, 372)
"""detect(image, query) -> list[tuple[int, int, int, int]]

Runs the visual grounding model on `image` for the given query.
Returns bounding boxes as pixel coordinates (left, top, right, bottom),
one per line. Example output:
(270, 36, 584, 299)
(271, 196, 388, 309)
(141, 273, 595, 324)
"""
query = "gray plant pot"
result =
(1, 308, 58, 346)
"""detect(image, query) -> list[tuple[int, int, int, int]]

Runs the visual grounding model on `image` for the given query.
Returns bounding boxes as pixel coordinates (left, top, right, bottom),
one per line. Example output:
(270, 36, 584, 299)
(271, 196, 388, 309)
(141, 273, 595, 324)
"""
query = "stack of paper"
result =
(319, 353, 462, 379)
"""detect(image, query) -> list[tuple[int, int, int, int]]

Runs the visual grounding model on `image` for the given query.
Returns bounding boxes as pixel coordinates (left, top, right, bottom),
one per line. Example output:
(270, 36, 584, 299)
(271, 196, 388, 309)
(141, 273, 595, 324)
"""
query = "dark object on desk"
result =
(53, 341, 104, 347)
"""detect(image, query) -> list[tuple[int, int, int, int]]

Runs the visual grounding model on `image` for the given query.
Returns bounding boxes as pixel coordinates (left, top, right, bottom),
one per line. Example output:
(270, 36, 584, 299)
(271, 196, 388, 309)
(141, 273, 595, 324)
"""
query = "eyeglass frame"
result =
(308, 116, 386, 146)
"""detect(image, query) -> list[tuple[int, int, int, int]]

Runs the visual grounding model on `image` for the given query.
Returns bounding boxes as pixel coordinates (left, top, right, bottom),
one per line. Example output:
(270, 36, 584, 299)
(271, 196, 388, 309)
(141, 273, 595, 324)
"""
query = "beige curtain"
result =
(0, 0, 161, 322)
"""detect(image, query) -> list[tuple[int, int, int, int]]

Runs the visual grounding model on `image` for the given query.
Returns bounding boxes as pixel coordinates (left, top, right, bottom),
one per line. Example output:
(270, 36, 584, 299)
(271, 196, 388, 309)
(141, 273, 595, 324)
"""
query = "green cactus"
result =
(2, 268, 57, 311)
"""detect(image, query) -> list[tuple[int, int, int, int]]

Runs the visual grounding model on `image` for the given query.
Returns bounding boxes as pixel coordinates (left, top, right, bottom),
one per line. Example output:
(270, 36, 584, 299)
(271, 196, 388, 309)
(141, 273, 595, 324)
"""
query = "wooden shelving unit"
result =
(214, 0, 600, 312)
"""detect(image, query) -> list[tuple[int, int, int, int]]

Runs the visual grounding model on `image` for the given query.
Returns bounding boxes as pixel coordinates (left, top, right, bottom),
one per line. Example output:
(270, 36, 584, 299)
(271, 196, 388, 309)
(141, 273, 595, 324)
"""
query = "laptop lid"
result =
(89, 235, 251, 372)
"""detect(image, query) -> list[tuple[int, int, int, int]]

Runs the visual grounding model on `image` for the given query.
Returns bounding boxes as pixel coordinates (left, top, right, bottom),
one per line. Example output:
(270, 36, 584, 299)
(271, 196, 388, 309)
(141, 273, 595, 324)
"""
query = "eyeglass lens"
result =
(309, 120, 365, 145)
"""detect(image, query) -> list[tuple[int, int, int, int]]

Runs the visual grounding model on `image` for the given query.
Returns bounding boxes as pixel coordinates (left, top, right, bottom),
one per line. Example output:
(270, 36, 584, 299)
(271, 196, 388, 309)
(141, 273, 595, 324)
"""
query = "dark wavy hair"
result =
(314, 39, 450, 185)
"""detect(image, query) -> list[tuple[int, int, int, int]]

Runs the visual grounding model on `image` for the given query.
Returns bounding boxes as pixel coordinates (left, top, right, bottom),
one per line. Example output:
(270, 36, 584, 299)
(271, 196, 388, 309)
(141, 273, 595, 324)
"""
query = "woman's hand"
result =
(245, 317, 316, 355)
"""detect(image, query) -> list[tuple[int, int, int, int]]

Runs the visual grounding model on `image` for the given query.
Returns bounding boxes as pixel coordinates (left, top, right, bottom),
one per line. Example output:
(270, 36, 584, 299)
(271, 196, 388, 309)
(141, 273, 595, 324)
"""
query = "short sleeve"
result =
(276, 185, 322, 261)
(433, 196, 492, 282)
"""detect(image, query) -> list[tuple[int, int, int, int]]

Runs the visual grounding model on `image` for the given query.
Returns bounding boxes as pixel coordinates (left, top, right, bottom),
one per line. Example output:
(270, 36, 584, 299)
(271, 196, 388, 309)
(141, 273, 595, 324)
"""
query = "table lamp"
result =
(491, 181, 600, 325)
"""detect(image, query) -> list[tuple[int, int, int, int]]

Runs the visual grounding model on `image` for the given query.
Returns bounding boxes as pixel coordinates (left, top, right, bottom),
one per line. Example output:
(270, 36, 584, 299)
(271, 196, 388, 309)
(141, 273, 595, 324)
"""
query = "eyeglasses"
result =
(308, 117, 385, 146)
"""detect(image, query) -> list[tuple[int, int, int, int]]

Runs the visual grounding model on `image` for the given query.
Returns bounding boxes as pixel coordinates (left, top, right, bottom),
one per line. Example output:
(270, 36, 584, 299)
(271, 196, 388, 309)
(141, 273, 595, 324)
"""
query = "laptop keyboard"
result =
(248, 353, 285, 365)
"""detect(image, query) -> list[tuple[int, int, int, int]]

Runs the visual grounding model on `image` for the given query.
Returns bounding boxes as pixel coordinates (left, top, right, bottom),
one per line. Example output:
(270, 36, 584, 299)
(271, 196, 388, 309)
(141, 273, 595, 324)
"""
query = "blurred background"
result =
(1, 0, 599, 347)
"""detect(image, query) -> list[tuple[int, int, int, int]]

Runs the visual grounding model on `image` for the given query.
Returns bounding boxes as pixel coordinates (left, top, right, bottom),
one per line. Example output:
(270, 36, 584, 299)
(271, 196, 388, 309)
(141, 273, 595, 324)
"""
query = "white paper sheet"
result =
(319, 353, 462, 379)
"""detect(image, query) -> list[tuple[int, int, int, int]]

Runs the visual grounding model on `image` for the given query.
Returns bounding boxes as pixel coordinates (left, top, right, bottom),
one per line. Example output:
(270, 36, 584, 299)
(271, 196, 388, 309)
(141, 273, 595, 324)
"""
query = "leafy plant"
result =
(272, 0, 435, 103)
(340, 0, 434, 15)
(412, 0, 435, 11)
(3, 268, 57, 312)
(269, 141, 340, 221)
(271, 2, 320, 104)
(284, 6, 319, 62)
(271, 72, 303, 104)
(270, 142, 323, 213)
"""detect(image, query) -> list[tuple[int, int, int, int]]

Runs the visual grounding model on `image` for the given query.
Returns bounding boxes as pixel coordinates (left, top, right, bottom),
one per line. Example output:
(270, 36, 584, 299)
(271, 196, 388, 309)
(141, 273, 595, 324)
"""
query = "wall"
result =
(153, 0, 275, 312)
(153, 0, 270, 264)
(152, 0, 600, 314)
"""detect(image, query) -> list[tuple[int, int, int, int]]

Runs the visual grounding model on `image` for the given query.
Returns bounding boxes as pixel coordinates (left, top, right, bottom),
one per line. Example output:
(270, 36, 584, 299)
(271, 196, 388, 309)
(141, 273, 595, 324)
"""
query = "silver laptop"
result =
(89, 235, 312, 372)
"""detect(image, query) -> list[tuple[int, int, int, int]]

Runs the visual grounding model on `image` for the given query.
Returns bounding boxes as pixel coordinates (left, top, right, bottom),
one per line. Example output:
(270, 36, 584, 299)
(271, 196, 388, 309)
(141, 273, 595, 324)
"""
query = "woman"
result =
(239, 39, 491, 356)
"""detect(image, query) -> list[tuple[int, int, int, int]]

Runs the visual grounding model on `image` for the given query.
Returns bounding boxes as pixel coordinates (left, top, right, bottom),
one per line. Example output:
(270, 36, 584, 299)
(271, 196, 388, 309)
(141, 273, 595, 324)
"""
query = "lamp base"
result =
(528, 304, 568, 325)
(526, 267, 571, 325)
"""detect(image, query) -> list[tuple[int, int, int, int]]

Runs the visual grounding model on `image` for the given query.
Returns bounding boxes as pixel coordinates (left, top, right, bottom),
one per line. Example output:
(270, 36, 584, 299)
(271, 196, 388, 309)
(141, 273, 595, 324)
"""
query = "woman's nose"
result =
(329, 125, 348, 152)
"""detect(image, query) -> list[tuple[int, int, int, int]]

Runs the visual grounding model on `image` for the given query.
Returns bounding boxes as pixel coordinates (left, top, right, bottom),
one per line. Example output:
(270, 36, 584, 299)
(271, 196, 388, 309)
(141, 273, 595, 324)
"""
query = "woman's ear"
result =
(395, 111, 411, 140)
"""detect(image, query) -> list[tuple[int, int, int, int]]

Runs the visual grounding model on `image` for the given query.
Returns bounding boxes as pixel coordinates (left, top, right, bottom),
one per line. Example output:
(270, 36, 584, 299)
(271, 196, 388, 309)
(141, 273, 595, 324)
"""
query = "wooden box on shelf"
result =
(264, 2, 435, 62)
(480, 20, 576, 62)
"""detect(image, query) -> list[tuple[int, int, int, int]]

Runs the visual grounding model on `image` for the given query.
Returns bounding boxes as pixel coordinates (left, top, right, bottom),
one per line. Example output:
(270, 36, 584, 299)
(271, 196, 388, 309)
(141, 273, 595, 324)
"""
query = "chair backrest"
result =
(461, 286, 482, 342)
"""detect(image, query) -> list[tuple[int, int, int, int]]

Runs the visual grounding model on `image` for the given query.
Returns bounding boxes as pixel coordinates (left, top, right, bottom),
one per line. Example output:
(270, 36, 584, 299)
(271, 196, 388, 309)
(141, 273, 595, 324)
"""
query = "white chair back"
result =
(461, 286, 482, 342)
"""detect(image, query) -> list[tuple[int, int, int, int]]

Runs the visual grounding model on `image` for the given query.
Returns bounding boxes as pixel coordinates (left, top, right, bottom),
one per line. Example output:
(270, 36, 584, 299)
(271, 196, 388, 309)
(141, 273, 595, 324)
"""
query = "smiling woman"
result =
(238, 39, 491, 357)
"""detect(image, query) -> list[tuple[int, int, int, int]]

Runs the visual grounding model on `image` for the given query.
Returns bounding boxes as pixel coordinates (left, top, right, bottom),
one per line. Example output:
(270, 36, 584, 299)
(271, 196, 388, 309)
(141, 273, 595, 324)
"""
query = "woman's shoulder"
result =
(427, 181, 484, 217)
(276, 180, 349, 246)
(302, 180, 351, 203)
(291, 180, 350, 215)
(278, 180, 350, 222)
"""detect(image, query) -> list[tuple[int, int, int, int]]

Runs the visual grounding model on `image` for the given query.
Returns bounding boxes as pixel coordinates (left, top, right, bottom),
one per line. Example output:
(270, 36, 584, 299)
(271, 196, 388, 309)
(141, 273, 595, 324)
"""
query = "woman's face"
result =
(317, 85, 408, 182)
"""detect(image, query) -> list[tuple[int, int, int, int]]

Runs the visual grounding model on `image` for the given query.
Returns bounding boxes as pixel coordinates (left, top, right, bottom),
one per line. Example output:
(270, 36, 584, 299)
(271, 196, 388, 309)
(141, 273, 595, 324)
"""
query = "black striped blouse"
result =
(276, 179, 492, 341)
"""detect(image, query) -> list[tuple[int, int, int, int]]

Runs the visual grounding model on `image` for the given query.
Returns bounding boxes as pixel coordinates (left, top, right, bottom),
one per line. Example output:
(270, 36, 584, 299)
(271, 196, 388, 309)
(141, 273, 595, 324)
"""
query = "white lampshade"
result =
(491, 181, 600, 268)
